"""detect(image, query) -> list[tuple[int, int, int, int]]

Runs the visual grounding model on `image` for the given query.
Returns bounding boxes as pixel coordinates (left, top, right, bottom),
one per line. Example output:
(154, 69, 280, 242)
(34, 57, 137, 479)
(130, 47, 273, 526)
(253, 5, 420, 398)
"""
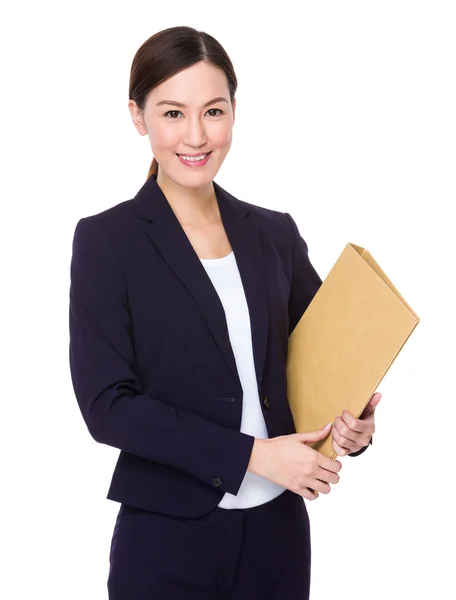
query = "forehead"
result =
(149, 62, 228, 104)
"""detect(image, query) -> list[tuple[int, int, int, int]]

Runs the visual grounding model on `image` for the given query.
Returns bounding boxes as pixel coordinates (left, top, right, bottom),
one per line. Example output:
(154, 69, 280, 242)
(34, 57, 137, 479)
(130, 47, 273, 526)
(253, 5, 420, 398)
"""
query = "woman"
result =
(69, 25, 379, 600)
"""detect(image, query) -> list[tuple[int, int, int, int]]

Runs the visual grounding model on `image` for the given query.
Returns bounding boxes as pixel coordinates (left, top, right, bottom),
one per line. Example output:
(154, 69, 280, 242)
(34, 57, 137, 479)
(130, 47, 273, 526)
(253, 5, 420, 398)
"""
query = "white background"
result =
(2, 1, 455, 598)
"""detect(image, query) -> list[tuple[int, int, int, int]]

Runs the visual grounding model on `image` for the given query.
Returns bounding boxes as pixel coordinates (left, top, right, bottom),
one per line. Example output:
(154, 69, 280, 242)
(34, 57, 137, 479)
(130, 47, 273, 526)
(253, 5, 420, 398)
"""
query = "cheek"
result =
(209, 124, 232, 150)
(150, 121, 181, 150)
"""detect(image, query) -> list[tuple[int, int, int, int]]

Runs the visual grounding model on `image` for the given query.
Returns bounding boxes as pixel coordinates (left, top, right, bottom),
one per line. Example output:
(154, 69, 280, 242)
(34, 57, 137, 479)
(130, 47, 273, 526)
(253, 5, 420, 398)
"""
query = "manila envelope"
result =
(286, 243, 420, 460)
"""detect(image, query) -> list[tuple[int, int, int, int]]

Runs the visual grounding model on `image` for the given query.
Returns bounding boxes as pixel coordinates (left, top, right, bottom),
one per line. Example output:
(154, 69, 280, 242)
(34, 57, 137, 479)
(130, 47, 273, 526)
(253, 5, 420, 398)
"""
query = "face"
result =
(128, 61, 236, 190)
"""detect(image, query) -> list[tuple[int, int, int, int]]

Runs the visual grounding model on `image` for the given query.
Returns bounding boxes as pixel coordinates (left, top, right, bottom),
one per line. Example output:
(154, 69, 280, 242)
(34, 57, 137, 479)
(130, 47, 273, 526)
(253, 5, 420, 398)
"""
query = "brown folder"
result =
(286, 243, 420, 459)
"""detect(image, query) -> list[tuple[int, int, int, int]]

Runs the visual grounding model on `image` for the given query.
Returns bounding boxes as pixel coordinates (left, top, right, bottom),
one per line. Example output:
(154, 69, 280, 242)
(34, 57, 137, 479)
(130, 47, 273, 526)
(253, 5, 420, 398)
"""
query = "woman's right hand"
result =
(247, 424, 342, 501)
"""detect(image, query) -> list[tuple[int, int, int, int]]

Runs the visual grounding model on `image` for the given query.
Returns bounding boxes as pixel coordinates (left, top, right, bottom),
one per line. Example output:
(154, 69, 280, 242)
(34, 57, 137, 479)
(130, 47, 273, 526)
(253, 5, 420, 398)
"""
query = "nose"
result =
(183, 115, 208, 148)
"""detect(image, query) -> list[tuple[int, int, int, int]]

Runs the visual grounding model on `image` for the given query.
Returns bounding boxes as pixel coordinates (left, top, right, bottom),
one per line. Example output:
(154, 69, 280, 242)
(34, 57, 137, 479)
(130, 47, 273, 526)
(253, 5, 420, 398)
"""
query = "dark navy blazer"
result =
(69, 173, 370, 519)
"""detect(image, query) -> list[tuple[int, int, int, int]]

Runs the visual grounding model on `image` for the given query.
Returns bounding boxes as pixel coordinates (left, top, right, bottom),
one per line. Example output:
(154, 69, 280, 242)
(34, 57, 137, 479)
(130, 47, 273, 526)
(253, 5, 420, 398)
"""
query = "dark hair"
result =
(128, 26, 238, 180)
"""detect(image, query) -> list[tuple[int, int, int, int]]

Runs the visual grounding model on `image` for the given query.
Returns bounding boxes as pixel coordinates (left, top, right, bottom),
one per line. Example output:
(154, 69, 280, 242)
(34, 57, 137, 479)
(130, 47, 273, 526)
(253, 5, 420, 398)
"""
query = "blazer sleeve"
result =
(284, 211, 323, 336)
(284, 212, 373, 457)
(69, 217, 255, 496)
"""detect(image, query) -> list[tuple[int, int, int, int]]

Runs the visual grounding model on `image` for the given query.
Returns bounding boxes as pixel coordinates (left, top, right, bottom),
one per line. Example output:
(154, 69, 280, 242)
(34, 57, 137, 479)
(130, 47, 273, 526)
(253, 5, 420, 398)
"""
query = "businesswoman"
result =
(69, 25, 379, 600)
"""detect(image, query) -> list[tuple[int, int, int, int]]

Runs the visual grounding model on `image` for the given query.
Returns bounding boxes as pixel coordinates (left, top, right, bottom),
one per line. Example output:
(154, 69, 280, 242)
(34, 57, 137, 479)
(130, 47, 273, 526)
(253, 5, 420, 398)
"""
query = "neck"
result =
(156, 168, 219, 226)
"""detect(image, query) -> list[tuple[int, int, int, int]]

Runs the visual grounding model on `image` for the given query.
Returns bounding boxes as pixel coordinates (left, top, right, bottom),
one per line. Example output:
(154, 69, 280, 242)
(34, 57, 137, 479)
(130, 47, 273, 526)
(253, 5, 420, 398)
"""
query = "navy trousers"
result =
(107, 489, 312, 599)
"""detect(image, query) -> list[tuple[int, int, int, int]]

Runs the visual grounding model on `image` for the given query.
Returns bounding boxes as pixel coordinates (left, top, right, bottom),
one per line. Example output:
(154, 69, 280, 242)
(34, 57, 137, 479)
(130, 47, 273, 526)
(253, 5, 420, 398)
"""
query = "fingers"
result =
(331, 426, 357, 455)
(295, 441, 346, 501)
(298, 461, 342, 501)
(331, 437, 352, 457)
(316, 466, 340, 485)
(318, 454, 343, 473)
(309, 479, 331, 495)
(299, 481, 330, 501)
(333, 413, 372, 453)
(339, 410, 374, 438)
(334, 414, 360, 442)
(301, 488, 321, 501)
(340, 411, 370, 435)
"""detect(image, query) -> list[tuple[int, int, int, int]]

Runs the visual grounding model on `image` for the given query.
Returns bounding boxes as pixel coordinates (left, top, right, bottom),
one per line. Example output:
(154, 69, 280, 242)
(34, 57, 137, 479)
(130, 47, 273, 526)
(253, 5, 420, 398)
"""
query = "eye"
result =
(164, 110, 183, 119)
(164, 108, 224, 119)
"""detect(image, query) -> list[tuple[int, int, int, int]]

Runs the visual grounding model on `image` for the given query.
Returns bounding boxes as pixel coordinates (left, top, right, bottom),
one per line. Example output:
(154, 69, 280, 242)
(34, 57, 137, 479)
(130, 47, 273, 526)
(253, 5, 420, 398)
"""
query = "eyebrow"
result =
(156, 96, 229, 109)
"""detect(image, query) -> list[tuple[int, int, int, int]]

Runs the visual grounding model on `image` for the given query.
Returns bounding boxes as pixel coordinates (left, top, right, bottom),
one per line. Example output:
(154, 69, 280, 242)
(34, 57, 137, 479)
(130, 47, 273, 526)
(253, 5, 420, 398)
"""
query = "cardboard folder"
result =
(286, 243, 420, 459)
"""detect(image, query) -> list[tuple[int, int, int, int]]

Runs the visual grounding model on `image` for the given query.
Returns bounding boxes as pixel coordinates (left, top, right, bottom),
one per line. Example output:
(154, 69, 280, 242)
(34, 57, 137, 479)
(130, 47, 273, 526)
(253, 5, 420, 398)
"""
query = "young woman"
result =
(69, 25, 378, 600)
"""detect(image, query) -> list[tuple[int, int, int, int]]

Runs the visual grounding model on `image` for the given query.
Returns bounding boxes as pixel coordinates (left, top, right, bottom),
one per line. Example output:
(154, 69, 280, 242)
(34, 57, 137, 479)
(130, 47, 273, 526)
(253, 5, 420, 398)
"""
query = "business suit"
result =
(69, 172, 370, 598)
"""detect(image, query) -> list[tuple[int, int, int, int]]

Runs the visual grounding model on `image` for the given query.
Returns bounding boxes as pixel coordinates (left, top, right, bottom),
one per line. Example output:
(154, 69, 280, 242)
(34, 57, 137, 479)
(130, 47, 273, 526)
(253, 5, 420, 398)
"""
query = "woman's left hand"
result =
(331, 392, 382, 456)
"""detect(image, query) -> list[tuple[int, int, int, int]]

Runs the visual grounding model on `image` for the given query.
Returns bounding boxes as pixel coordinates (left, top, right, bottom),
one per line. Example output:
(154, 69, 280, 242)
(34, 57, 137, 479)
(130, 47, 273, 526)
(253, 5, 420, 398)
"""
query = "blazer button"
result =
(212, 477, 223, 488)
(263, 395, 270, 409)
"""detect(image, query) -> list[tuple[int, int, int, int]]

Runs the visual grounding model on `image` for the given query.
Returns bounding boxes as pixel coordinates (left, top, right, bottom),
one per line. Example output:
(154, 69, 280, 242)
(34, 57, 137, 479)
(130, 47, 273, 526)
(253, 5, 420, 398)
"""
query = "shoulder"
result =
(71, 197, 138, 246)
(75, 197, 135, 227)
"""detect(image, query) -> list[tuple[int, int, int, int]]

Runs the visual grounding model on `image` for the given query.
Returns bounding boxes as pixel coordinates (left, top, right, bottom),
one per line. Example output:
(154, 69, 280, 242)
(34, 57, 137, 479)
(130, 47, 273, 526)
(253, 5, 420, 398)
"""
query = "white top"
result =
(199, 251, 287, 509)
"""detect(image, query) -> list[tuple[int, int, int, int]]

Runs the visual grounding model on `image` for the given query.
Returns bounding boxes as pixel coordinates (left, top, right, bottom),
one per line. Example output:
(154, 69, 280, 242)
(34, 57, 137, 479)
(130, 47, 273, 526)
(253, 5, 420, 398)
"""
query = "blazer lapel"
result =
(133, 174, 270, 394)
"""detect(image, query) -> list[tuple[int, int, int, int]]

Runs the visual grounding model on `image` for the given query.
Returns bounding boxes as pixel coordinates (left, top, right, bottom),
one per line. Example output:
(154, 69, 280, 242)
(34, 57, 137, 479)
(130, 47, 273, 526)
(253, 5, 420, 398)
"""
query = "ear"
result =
(232, 96, 236, 124)
(128, 99, 148, 136)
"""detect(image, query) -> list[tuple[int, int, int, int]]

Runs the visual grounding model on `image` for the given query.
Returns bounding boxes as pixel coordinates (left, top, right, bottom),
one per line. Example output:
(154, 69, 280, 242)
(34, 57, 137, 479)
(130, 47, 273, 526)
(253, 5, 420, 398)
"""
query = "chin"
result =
(177, 161, 221, 182)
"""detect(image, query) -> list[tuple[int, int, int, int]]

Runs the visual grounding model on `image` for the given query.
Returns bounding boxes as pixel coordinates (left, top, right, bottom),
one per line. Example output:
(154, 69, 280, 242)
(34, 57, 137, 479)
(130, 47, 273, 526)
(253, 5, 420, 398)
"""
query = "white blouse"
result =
(199, 251, 287, 509)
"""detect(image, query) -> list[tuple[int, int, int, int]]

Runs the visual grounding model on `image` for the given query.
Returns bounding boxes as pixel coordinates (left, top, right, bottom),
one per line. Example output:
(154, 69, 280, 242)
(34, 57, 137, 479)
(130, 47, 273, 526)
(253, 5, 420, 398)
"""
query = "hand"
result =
(331, 392, 382, 456)
(248, 424, 342, 501)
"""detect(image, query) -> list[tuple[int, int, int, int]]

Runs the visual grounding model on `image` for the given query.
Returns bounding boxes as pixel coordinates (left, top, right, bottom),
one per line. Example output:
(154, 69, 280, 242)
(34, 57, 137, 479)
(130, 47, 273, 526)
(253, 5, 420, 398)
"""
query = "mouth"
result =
(176, 151, 212, 158)
(176, 151, 212, 166)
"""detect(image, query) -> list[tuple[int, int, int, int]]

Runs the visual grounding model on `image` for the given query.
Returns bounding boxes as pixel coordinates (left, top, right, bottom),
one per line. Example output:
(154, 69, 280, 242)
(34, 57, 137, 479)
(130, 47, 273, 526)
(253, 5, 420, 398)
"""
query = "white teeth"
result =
(179, 153, 208, 162)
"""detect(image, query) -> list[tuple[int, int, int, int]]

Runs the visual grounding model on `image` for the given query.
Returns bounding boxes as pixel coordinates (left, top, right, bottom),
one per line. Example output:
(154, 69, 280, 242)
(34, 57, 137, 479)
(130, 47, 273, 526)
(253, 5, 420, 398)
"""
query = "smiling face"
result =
(129, 61, 236, 190)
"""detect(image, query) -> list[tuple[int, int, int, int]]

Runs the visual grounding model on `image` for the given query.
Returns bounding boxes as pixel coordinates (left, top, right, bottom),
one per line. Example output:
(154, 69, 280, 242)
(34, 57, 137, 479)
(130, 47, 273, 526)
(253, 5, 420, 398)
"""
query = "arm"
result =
(284, 212, 323, 336)
(284, 212, 373, 456)
(69, 217, 254, 495)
